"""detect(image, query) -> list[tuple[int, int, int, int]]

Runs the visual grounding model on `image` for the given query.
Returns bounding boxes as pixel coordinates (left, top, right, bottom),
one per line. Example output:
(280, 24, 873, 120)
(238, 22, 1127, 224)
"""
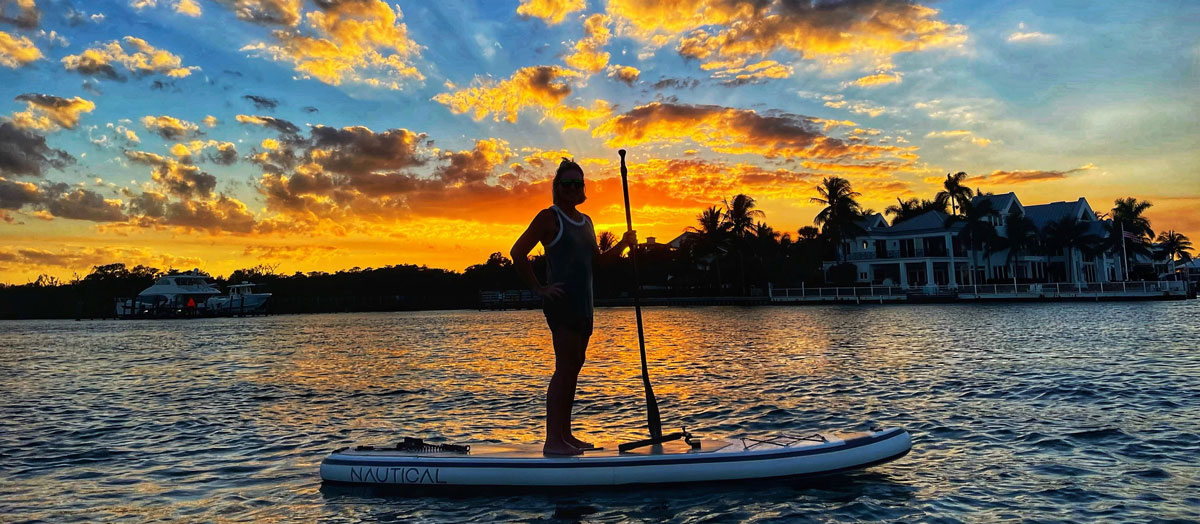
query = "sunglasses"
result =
(557, 179, 585, 188)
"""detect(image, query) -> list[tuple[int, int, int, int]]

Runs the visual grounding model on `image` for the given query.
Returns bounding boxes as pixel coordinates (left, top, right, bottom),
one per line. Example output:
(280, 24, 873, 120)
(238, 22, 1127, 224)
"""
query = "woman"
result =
(510, 158, 636, 455)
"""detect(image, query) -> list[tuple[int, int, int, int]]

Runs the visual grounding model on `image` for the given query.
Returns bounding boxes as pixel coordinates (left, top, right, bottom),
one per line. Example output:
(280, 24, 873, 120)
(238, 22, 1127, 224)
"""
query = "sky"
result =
(0, 0, 1197, 283)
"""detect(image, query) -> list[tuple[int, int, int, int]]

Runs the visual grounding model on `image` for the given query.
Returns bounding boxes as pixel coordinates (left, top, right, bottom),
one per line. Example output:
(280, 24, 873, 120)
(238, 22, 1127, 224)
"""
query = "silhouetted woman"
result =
(511, 158, 635, 455)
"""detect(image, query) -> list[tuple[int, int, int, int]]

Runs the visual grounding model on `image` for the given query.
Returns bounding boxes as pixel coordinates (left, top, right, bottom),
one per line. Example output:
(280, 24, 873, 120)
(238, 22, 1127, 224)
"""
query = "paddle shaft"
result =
(619, 149, 663, 440)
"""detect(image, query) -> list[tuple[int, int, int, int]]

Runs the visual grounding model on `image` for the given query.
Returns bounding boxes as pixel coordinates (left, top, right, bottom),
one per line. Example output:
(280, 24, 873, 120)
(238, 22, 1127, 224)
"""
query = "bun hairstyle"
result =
(554, 157, 583, 184)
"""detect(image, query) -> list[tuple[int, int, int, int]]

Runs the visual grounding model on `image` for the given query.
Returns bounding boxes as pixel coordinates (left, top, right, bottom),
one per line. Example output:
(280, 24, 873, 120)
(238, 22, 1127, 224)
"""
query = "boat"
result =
(319, 427, 911, 487)
(205, 282, 272, 315)
(115, 269, 222, 318)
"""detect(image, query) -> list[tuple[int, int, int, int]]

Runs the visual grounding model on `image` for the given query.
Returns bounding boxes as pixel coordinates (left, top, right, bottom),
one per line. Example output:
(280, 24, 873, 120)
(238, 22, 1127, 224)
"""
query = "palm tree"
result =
(796, 226, 820, 241)
(885, 197, 948, 226)
(597, 231, 616, 252)
(1156, 230, 1193, 279)
(722, 194, 766, 295)
(936, 172, 974, 216)
(987, 211, 1038, 284)
(1041, 217, 1102, 285)
(945, 199, 997, 285)
(686, 205, 730, 291)
(1110, 198, 1154, 278)
(810, 177, 863, 264)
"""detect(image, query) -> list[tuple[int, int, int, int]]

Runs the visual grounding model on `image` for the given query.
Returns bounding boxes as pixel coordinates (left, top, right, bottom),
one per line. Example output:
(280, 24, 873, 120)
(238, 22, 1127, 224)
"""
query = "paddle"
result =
(618, 149, 664, 442)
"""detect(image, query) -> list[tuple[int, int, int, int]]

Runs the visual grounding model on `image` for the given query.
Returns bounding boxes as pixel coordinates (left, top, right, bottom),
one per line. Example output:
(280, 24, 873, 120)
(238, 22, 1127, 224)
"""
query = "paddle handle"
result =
(619, 149, 663, 440)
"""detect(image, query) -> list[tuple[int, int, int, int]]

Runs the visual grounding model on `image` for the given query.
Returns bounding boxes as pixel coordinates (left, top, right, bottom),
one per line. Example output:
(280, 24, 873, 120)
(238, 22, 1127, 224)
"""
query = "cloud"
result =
(965, 163, 1096, 186)
(40, 183, 126, 222)
(0, 246, 203, 272)
(710, 60, 792, 85)
(925, 129, 990, 147)
(0, 177, 126, 222)
(516, 0, 585, 25)
(239, 0, 424, 89)
(62, 36, 200, 79)
(613, 0, 966, 76)
(0, 0, 40, 29)
(214, 0, 302, 26)
(203, 115, 218, 127)
(564, 13, 612, 73)
(652, 77, 699, 90)
(848, 71, 902, 88)
(593, 102, 910, 161)
(0, 175, 40, 208)
(124, 150, 218, 197)
(0, 30, 42, 67)
(208, 141, 238, 165)
(243, 244, 339, 261)
(141, 114, 200, 140)
(243, 94, 279, 110)
(607, 64, 640, 85)
(0, 122, 75, 177)
(1007, 23, 1056, 44)
(308, 124, 426, 176)
(433, 65, 582, 123)
(175, 0, 202, 17)
(9, 93, 96, 131)
(235, 114, 301, 139)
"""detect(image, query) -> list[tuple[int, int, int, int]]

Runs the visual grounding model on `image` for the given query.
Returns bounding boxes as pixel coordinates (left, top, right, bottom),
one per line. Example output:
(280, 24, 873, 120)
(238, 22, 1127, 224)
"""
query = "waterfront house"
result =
(826, 193, 1127, 288)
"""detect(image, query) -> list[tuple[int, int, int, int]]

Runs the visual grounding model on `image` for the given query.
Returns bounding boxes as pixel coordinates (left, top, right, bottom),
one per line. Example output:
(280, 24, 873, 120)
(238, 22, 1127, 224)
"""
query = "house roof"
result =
(971, 192, 1022, 215)
(1023, 198, 1094, 230)
(856, 209, 965, 238)
(854, 213, 888, 231)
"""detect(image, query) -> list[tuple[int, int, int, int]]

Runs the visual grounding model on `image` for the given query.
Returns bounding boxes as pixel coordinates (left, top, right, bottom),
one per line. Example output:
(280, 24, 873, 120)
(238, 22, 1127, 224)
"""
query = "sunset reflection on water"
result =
(2, 302, 1198, 522)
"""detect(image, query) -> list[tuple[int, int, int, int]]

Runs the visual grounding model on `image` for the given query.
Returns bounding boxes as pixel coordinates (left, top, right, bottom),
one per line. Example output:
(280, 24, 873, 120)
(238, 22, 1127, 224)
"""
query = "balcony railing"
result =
(770, 280, 1187, 299)
(848, 246, 950, 261)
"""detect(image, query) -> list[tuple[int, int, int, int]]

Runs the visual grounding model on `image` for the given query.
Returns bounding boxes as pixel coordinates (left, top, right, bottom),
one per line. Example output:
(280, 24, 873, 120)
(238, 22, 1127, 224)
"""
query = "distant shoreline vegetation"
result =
(0, 176, 1193, 320)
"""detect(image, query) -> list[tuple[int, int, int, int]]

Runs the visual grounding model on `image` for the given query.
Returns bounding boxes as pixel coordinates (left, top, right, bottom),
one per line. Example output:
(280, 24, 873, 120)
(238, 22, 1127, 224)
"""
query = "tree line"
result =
(0, 174, 1193, 319)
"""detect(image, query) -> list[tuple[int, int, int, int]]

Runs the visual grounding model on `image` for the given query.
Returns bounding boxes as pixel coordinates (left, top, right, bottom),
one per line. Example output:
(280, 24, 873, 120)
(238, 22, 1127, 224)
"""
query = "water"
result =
(1, 302, 1198, 522)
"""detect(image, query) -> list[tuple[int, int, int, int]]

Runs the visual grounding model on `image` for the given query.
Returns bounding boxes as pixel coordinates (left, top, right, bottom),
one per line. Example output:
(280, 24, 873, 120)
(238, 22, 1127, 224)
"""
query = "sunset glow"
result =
(1, 0, 1196, 283)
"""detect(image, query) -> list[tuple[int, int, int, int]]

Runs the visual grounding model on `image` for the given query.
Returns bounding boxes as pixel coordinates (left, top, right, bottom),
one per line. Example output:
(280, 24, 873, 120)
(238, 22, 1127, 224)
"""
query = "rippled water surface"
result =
(2, 302, 1199, 522)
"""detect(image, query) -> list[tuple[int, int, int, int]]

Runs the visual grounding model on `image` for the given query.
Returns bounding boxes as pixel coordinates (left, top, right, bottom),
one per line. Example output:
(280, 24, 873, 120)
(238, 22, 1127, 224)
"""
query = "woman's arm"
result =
(511, 209, 564, 299)
(596, 229, 637, 263)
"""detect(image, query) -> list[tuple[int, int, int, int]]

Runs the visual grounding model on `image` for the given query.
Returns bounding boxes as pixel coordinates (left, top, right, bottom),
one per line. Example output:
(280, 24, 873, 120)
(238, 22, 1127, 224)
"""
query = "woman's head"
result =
(553, 157, 586, 206)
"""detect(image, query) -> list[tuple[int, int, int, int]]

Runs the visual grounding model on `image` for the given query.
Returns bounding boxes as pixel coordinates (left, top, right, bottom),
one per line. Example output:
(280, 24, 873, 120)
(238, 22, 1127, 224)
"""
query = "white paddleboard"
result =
(320, 427, 910, 487)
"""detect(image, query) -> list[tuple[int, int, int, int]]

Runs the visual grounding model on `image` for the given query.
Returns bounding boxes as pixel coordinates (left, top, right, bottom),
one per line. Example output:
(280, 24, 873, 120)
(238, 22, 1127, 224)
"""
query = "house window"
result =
(860, 272, 868, 280)
(862, 241, 869, 249)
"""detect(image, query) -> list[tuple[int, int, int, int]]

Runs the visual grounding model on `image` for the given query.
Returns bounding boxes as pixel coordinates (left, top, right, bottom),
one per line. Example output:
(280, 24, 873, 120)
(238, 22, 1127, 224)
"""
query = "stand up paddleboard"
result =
(320, 149, 912, 487)
(321, 428, 910, 487)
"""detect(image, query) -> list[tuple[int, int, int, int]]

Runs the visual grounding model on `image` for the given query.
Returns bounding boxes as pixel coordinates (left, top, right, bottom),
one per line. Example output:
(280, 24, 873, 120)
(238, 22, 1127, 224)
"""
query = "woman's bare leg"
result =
(564, 331, 593, 449)
(544, 326, 586, 455)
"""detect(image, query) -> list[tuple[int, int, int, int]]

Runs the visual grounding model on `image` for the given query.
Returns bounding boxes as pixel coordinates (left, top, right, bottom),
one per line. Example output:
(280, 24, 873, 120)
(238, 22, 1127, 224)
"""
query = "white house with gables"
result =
(827, 193, 1126, 288)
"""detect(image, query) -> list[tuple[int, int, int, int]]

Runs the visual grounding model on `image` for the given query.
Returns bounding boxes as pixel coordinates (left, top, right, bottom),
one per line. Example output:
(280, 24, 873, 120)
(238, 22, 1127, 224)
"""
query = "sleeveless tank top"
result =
(545, 205, 596, 320)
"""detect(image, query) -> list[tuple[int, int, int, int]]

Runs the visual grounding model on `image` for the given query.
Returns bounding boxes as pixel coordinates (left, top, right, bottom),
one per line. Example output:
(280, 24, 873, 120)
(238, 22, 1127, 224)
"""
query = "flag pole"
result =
(1120, 221, 1129, 281)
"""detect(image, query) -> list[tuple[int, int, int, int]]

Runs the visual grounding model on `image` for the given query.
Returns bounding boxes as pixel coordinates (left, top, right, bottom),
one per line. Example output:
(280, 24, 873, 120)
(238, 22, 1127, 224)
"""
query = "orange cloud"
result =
(9, 94, 95, 131)
(62, 36, 199, 78)
(516, 0, 585, 25)
(964, 163, 1097, 186)
(593, 102, 911, 161)
(240, 0, 423, 89)
(125, 150, 217, 198)
(925, 129, 990, 146)
(564, 13, 612, 73)
(613, 0, 965, 74)
(0, 30, 41, 68)
(849, 71, 902, 87)
(710, 59, 792, 85)
(607, 64, 640, 85)
(433, 65, 584, 123)
(141, 115, 200, 140)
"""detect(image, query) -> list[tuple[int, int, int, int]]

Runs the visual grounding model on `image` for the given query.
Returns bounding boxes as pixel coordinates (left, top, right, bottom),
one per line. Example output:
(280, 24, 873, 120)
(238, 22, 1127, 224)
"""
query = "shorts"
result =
(543, 302, 593, 338)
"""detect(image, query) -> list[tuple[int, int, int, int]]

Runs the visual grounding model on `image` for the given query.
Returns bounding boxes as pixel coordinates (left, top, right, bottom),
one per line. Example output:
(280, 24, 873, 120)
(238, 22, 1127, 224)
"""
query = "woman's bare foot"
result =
(543, 440, 583, 456)
(565, 435, 595, 450)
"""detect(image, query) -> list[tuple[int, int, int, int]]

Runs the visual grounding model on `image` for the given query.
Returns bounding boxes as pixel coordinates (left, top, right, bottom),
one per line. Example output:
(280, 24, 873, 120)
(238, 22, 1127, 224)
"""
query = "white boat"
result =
(206, 282, 272, 315)
(115, 269, 222, 318)
(320, 427, 911, 487)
